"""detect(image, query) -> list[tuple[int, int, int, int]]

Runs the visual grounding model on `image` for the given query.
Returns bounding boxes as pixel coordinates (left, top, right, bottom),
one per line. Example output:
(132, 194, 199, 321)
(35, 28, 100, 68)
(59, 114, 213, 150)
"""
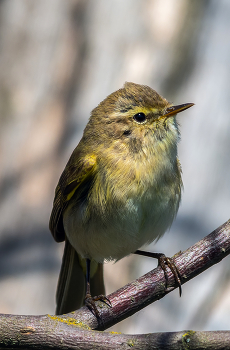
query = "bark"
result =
(0, 219, 230, 349)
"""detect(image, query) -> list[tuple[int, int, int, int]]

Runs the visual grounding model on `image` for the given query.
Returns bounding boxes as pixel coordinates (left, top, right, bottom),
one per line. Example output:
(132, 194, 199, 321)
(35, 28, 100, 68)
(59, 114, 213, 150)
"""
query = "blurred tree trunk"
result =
(0, 0, 229, 335)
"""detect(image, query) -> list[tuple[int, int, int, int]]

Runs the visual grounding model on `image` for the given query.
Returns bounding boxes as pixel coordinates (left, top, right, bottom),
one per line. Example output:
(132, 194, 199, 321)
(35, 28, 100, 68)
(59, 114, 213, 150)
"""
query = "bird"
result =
(49, 82, 194, 316)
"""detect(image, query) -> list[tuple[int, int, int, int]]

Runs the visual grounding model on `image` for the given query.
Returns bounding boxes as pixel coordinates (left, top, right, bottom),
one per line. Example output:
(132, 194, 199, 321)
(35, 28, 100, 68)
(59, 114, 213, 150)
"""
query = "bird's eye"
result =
(133, 112, 146, 123)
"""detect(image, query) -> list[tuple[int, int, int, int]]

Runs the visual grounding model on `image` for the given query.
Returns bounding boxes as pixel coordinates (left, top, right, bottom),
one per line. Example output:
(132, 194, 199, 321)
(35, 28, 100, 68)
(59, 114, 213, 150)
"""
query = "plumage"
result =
(49, 82, 193, 314)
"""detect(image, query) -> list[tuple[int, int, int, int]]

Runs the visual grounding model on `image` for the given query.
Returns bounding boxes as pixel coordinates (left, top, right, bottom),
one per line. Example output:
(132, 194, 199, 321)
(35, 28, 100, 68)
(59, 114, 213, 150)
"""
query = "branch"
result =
(77, 218, 230, 330)
(1, 319, 230, 350)
(0, 219, 230, 349)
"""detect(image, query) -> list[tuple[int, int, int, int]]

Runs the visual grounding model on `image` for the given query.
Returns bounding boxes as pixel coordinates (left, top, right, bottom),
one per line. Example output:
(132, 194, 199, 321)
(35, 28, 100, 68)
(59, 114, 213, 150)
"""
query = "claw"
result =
(134, 250, 182, 296)
(85, 293, 112, 319)
(158, 254, 182, 296)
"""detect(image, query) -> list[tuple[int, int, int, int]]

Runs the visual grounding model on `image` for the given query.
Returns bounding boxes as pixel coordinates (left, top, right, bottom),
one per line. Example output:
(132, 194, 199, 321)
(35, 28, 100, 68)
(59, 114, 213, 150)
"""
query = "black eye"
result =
(133, 112, 146, 123)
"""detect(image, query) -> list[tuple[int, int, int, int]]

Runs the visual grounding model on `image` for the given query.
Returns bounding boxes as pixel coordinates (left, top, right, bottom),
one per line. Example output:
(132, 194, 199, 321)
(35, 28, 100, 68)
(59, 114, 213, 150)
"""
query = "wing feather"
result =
(49, 150, 96, 242)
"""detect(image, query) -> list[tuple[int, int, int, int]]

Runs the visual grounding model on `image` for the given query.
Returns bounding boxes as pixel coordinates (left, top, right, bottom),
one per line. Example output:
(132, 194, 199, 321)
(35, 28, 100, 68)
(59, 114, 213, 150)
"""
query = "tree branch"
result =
(1, 317, 230, 350)
(77, 218, 230, 330)
(0, 219, 230, 349)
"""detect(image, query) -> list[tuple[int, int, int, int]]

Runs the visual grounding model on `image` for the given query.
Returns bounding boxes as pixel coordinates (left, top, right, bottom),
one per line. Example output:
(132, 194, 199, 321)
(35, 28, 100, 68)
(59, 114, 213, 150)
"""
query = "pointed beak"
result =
(164, 103, 194, 118)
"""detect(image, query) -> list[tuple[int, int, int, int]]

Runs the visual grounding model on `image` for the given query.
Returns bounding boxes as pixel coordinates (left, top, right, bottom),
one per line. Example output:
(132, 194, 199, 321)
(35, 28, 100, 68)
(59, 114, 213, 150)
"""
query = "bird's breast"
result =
(63, 148, 182, 262)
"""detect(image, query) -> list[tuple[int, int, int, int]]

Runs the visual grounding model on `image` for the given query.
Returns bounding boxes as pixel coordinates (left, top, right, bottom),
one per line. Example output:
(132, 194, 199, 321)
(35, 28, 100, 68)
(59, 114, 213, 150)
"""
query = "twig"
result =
(0, 219, 229, 349)
(76, 218, 230, 330)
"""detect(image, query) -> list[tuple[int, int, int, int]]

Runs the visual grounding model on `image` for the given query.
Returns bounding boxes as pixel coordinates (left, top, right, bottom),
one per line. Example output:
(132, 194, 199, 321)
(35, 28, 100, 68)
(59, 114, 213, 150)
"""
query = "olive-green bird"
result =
(49, 82, 194, 316)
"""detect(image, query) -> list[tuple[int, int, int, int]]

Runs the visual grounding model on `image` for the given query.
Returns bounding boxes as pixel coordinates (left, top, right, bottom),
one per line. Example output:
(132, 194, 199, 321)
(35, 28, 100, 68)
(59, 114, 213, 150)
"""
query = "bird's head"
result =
(86, 82, 194, 156)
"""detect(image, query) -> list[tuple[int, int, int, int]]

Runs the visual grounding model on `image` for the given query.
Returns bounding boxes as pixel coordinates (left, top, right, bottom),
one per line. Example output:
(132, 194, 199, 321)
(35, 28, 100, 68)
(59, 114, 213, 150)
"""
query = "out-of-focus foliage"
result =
(0, 0, 230, 333)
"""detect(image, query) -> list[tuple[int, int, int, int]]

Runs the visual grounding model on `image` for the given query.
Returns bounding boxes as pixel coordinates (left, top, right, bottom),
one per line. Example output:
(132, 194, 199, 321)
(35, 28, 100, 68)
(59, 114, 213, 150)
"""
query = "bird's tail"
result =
(56, 239, 105, 315)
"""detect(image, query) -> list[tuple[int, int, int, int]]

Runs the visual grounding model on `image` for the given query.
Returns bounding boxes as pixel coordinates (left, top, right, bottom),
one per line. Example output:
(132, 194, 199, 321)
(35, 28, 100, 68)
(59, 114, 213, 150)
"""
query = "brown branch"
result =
(0, 219, 230, 349)
(1, 318, 230, 350)
(76, 218, 230, 330)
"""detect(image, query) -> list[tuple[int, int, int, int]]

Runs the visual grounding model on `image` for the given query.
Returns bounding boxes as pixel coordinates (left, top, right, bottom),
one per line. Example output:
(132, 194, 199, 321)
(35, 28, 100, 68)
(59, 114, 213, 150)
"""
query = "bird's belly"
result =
(63, 188, 180, 263)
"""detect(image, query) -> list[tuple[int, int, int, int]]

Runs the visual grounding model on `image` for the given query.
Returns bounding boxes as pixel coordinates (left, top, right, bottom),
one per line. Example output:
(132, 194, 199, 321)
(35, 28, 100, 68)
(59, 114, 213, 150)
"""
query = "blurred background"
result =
(0, 0, 230, 334)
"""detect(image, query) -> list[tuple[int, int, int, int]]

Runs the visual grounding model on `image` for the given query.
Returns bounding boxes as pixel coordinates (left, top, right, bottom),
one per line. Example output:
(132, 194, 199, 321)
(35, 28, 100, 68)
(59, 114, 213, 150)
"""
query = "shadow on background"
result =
(0, 0, 230, 333)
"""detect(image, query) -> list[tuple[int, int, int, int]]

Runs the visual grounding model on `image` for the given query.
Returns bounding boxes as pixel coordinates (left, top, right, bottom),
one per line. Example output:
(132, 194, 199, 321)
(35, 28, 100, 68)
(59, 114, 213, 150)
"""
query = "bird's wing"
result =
(49, 150, 97, 242)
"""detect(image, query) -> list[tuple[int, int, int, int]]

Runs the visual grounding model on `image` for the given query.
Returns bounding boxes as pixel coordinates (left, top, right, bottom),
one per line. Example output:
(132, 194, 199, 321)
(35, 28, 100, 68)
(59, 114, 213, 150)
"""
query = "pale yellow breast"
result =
(63, 138, 182, 262)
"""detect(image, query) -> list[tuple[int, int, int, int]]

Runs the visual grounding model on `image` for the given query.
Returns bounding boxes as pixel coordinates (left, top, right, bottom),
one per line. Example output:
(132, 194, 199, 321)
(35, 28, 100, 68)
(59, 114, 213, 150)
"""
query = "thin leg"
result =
(85, 258, 91, 298)
(84, 258, 112, 319)
(134, 250, 182, 296)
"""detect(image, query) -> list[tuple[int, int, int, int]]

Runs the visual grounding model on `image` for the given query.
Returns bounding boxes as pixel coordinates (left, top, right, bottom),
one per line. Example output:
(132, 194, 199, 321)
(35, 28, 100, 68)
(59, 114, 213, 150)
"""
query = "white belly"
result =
(63, 184, 180, 263)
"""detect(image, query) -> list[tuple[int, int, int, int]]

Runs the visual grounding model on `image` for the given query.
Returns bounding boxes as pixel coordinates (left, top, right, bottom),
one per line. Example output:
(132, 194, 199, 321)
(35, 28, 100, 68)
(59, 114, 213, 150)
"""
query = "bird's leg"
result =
(134, 250, 182, 296)
(84, 258, 111, 319)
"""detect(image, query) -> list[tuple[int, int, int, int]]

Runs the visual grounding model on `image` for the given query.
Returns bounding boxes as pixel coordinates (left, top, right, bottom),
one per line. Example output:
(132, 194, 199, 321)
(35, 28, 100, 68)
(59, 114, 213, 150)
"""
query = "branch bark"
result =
(0, 219, 230, 349)
(1, 322, 230, 350)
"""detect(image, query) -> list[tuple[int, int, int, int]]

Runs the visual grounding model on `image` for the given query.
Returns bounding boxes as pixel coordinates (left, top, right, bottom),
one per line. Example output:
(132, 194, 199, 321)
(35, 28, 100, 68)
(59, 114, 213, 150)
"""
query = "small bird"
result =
(49, 82, 194, 316)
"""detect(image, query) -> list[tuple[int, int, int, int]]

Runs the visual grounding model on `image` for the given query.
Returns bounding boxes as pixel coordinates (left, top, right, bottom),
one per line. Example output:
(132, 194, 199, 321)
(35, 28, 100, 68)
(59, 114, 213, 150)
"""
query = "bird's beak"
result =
(164, 103, 194, 118)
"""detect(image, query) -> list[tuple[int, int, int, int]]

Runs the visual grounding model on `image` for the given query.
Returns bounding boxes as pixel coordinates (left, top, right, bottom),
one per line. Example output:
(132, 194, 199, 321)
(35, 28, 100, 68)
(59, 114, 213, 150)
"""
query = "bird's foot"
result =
(85, 293, 112, 319)
(157, 253, 182, 296)
(134, 250, 182, 296)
